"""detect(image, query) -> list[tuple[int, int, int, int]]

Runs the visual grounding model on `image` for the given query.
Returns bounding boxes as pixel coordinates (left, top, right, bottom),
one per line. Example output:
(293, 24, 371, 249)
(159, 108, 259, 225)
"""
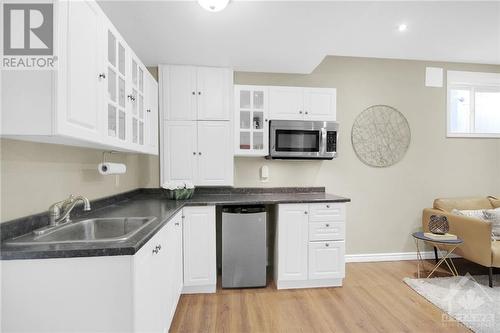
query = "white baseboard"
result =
(345, 251, 461, 263)
(181, 284, 216, 294)
(277, 278, 343, 290)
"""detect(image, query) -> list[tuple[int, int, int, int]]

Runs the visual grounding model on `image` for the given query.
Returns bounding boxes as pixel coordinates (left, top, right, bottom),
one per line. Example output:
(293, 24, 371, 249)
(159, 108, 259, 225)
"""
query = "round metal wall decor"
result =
(351, 105, 411, 168)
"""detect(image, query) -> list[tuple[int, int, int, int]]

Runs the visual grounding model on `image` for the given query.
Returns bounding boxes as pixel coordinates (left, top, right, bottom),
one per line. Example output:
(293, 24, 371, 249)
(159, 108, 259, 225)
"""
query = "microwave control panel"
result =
(326, 131, 337, 152)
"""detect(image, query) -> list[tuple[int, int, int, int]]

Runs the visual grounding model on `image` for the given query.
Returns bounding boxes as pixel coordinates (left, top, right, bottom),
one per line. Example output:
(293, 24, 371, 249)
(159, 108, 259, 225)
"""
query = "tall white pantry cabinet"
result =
(159, 65, 234, 186)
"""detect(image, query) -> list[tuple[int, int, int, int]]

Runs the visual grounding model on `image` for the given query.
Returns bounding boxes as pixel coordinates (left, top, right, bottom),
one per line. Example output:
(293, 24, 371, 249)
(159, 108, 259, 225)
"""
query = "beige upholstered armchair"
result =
(422, 196, 499, 287)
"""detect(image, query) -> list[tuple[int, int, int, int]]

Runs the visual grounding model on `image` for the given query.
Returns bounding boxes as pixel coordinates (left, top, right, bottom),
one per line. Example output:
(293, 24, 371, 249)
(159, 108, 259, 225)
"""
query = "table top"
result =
(412, 231, 463, 245)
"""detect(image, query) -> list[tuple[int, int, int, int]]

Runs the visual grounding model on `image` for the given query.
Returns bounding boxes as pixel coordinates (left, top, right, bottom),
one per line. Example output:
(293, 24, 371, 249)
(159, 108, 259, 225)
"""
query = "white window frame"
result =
(447, 70, 500, 138)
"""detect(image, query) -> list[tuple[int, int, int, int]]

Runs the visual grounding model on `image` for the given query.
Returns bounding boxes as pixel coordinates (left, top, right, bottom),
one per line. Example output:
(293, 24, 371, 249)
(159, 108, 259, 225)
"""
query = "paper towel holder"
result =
(102, 151, 118, 164)
(101, 151, 118, 173)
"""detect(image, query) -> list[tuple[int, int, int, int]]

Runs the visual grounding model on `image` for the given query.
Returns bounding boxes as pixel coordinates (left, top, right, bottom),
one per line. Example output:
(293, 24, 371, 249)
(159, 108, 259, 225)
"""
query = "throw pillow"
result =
(483, 208, 500, 241)
(452, 209, 495, 241)
(451, 209, 485, 220)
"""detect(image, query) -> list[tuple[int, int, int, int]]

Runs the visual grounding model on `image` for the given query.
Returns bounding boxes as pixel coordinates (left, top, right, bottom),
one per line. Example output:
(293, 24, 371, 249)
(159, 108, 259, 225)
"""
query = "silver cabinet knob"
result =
(299, 110, 303, 114)
(174, 222, 180, 226)
(326, 224, 330, 227)
(192, 152, 196, 155)
(326, 205, 330, 208)
(198, 91, 202, 95)
(192, 91, 196, 95)
(305, 111, 308, 115)
(304, 211, 308, 215)
(325, 243, 330, 247)
(146, 109, 151, 113)
(98, 73, 106, 79)
(198, 152, 202, 155)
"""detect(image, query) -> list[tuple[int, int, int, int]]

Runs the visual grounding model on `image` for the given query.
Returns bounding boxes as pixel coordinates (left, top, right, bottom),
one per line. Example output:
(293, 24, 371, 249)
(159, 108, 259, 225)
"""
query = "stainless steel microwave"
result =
(269, 120, 338, 160)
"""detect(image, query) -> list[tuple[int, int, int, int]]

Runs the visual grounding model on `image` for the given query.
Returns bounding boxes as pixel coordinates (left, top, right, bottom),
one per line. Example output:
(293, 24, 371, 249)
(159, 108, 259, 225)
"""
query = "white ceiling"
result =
(98, 1, 500, 74)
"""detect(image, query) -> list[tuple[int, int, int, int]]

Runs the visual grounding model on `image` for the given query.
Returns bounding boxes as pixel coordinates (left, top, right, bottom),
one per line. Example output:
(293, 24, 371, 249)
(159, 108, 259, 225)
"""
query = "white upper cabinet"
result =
(197, 121, 233, 186)
(161, 121, 233, 187)
(60, 0, 102, 142)
(160, 65, 232, 121)
(162, 121, 198, 184)
(161, 65, 198, 121)
(234, 85, 269, 156)
(269, 86, 304, 120)
(269, 86, 336, 121)
(1, 0, 158, 155)
(196, 67, 232, 120)
(104, 24, 128, 147)
(303, 88, 337, 121)
(145, 73, 159, 154)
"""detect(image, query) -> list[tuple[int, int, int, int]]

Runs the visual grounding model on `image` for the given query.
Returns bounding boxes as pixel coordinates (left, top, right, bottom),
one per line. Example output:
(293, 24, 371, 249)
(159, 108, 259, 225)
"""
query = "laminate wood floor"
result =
(170, 260, 483, 333)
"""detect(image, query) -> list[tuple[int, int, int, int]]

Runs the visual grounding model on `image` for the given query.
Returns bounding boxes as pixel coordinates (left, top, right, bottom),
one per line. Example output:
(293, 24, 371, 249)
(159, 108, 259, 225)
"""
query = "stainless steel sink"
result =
(5, 217, 156, 246)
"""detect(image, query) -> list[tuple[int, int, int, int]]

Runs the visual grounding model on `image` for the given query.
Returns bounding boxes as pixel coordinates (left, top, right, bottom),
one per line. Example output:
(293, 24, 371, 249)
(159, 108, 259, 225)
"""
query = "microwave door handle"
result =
(320, 128, 327, 154)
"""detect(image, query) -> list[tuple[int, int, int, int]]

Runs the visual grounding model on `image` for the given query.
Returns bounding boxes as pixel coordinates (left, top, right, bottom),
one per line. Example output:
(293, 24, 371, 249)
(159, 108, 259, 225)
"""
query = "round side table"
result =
(412, 232, 463, 278)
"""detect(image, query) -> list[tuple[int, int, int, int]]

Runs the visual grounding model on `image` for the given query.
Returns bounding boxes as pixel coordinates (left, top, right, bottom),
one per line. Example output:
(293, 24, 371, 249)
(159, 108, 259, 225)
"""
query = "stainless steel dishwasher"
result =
(222, 205, 267, 288)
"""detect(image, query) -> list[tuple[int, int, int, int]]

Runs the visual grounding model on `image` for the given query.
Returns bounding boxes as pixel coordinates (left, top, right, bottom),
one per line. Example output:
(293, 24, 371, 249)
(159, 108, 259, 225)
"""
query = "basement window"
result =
(447, 71, 500, 138)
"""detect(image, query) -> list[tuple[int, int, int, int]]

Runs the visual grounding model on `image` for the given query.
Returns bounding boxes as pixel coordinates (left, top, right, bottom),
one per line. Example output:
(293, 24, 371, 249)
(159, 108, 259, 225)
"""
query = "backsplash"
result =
(0, 139, 159, 222)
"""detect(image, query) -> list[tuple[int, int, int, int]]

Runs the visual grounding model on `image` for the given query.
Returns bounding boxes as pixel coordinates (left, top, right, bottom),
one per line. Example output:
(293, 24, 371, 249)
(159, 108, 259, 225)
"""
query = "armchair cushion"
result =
(434, 197, 493, 212)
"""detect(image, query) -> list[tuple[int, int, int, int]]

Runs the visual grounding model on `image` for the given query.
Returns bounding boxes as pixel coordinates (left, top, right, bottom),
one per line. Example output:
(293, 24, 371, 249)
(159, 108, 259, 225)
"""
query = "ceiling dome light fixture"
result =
(398, 23, 408, 32)
(198, 0, 230, 12)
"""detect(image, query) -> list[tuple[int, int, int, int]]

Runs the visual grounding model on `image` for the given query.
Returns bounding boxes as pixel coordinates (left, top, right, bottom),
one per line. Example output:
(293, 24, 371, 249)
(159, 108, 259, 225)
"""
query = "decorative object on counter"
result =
(428, 215, 449, 234)
(162, 181, 195, 200)
(351, 105, 411, 167)
(98, 151, 126, 175)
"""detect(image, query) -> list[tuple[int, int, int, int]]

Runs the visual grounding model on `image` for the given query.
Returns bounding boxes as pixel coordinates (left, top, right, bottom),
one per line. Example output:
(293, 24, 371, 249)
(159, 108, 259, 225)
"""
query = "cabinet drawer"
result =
(309, 221, 344, 241)
(309, 203, 345, 222)
(308, 241, 345, 280)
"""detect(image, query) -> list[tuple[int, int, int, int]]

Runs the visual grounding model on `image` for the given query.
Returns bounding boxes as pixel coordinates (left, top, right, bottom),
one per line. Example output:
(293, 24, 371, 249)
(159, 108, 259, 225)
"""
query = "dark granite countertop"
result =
(0, 188, 350, 260)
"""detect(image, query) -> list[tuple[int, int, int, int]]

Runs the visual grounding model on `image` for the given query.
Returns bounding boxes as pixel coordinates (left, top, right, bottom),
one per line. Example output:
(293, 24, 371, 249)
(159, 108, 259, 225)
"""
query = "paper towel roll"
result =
(98, 162, 126, 175)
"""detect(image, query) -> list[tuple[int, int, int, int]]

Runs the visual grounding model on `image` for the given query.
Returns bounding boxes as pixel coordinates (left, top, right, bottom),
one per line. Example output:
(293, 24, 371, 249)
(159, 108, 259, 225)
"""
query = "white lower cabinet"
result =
(1, 212, 183, 333)
(308, 241, 345, 280)
(276, 204, 309, 282)
(134, 212, 183, 333)
(275, 202, 346, 289)
(182, 206, 217, 293)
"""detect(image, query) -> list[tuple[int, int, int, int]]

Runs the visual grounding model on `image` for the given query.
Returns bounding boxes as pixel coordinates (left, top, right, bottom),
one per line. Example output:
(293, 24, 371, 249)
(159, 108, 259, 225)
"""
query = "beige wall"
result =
(0, 139, 159, 222)
(2, 57, 499, 256)
(233, 56, 500, 254)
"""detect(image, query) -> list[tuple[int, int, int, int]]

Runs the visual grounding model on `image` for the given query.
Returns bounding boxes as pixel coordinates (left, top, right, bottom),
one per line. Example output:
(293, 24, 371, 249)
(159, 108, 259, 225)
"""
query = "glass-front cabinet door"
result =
(105, 27, 127, 145)
(129, 56, 145, 146)
(234, 85, 269, 156)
